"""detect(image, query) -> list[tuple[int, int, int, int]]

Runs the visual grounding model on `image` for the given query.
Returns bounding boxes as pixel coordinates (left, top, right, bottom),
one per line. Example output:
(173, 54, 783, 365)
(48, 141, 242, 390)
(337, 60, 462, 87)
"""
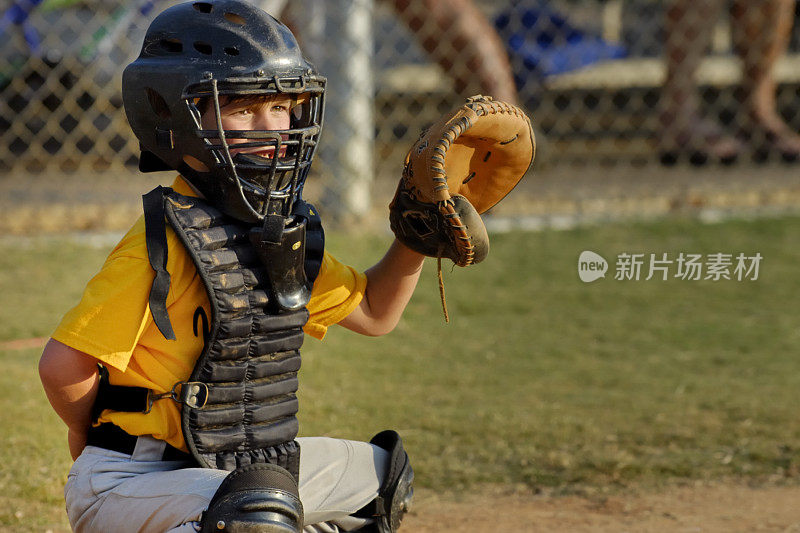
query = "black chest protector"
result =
(142, 186, 324, 478)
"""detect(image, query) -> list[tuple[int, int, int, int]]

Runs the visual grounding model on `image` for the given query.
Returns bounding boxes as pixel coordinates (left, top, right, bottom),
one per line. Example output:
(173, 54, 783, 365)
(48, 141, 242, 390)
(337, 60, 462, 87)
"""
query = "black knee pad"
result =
(362, 430, 414, 533)
(200, 463, 303, 533)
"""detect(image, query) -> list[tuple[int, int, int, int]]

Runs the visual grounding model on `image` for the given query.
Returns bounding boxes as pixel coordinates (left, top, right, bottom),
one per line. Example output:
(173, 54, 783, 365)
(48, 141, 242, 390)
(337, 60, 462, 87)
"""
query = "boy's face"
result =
(201, 94, 294, 158)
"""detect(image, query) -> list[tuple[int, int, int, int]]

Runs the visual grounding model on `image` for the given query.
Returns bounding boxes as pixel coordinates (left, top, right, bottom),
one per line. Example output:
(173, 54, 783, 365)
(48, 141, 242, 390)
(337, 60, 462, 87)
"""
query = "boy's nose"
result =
(254, 110, 290, 131)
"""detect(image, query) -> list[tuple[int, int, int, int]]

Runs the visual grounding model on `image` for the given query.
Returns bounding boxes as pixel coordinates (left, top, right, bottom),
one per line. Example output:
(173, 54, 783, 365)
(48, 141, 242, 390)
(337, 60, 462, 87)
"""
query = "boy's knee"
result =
(201, 463, 303, 533)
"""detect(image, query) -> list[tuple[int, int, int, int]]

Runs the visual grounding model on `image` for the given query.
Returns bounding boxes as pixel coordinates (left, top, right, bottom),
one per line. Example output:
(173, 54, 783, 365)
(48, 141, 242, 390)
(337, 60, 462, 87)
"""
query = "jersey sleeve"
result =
(52, 252, 153, 372)
(304, 251, 366, 340)
(51, 216, 193, 372)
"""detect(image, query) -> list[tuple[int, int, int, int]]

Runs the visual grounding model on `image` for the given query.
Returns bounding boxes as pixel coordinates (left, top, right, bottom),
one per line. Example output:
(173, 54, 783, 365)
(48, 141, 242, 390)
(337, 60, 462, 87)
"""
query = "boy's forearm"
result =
(39, 339, 100, 458)
(355, 239, 425, 335)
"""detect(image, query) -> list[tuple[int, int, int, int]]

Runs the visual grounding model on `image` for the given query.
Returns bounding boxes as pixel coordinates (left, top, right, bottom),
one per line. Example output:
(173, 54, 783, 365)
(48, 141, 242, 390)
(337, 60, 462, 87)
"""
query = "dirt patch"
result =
(403, 483, 800, 532)
(0, 337, 47, 351)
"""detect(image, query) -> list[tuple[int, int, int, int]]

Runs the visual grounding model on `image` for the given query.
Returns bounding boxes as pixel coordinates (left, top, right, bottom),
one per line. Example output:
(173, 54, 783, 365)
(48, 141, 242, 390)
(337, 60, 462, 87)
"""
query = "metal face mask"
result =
(123, 0, 325, 222)
(186, 74, 325, 219)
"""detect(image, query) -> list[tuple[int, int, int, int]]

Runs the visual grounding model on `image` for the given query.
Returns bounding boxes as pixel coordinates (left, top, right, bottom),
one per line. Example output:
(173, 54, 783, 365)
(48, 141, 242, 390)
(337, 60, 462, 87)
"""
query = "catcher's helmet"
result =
(123, 0, 325, 222)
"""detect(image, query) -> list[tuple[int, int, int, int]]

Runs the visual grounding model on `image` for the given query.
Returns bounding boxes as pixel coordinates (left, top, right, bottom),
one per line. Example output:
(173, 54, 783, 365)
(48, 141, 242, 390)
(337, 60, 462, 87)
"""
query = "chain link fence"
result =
(2, 0, 800, 226)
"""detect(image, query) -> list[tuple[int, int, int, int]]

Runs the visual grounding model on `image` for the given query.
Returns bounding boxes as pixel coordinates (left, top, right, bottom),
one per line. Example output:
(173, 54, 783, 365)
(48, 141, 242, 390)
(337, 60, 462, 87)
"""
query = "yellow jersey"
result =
(52, 176, 366, 451)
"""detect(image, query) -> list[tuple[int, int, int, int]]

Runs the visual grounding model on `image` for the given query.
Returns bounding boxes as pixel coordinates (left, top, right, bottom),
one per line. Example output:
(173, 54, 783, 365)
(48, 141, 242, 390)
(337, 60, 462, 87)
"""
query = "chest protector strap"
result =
(141, 186, 324, 479)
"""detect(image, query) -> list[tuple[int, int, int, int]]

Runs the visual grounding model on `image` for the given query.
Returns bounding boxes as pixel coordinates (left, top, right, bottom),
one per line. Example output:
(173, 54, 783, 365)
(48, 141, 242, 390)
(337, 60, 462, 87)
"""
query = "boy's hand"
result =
(68, 428, 89, 460)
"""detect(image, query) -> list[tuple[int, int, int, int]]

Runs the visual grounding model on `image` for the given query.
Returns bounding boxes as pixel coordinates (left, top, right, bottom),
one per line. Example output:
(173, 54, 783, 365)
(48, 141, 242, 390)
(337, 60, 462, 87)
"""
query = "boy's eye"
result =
(221, 106, 252, 118)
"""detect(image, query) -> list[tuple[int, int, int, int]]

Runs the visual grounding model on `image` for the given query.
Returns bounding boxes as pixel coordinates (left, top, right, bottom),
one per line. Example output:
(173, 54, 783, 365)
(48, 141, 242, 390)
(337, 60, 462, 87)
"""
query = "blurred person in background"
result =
(264, 0, 519, 104)
(661, 0, 800, 164)
(390, 0, 519, 104)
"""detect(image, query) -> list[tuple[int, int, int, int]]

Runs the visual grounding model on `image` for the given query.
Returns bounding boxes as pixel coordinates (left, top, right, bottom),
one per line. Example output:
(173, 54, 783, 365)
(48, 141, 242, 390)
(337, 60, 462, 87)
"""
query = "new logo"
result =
(578, 251, 608, 282)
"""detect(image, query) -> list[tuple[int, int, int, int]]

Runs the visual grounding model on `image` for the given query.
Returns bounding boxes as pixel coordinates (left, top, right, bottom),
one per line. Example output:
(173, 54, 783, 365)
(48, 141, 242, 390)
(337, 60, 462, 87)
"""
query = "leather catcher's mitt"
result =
(390, 95, 534, 267)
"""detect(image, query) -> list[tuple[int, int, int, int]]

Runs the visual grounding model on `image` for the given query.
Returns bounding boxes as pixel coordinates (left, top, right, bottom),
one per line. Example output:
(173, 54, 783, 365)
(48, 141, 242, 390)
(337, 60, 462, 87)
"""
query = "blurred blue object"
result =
(1, 0, 45, 51)
(495, 1, 627, 83)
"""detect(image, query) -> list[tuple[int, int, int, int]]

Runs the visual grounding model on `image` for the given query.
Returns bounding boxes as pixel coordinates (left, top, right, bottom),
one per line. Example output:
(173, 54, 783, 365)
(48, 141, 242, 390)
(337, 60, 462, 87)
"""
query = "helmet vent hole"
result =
(192, 2, 213, 13)
(194, 42, 213, 55)
(145, 88, 171, 120)
(224, 47, 240, 56)
(160, 39, 183, 53)
(224, 12, 246, 25)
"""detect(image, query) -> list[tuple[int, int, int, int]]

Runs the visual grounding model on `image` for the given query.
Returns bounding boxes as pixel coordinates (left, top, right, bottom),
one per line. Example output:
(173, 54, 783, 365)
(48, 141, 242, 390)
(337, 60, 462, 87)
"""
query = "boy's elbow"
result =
(345, 314, 398, 337)
(344, 296, 403, 336)
(364, 316, 400, 337)
(39, 339, 97, 387)
(38, 340, 59, 386)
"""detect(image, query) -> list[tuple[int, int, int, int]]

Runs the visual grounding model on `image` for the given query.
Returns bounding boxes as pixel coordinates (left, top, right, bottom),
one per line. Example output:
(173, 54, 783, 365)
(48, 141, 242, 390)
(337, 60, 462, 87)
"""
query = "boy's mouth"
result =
(230, 135, 289, 159)
(229, 145, 287, 160)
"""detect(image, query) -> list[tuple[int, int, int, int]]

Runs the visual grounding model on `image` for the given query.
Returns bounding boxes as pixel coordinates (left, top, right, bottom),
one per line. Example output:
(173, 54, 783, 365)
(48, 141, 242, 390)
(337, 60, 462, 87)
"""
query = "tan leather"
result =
(390, 95, 535, 273)
(401, 95, 535, 213)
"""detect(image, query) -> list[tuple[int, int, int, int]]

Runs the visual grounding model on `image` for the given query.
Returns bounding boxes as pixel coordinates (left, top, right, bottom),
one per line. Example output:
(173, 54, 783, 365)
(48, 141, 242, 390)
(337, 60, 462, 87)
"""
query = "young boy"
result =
(39, 1, 417, 531)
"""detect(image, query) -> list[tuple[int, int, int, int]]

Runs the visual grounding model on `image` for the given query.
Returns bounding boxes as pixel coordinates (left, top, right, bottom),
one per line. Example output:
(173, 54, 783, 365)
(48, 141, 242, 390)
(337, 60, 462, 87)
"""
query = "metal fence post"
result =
(314, 0, 375, 219)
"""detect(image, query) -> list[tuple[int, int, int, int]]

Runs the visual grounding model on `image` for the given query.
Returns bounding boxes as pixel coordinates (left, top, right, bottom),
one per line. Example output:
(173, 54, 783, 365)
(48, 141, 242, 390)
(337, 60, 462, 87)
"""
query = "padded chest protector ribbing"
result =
(149, 188, 324, 478)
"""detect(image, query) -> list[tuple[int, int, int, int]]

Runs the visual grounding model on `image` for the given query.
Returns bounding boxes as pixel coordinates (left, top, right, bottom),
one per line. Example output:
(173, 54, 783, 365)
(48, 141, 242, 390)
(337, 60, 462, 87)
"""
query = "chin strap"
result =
(143, 185, 176, 340)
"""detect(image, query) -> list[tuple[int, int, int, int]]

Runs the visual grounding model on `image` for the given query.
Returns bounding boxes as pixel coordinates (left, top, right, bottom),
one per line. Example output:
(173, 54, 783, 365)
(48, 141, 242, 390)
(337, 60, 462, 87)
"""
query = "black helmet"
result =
(123, 0, 325, 222)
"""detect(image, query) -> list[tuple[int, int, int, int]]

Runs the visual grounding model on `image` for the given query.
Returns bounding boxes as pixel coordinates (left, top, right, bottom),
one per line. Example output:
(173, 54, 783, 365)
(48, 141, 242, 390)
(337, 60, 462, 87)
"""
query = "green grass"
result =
(0, 238, 112, 340)
(0, 347, 72, 532)
(3, 216, 800, 530)
(307, 217, 800, 493)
